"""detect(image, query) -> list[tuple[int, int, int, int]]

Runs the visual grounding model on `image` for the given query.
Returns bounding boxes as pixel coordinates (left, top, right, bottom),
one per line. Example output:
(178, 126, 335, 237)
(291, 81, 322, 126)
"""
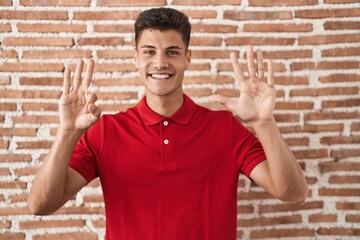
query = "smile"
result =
(149, 73, 173, 80)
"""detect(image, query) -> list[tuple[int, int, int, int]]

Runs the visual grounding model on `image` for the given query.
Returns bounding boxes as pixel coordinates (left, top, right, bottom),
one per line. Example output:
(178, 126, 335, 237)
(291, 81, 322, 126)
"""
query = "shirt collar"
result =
(136, 94, 196, 126)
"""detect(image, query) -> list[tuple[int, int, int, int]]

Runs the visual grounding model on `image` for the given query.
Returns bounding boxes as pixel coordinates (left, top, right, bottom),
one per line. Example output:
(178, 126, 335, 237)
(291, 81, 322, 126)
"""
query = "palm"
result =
(59, 59, 101, 132)
(235, 77, 276, 123)
(210, 46, 276, 124)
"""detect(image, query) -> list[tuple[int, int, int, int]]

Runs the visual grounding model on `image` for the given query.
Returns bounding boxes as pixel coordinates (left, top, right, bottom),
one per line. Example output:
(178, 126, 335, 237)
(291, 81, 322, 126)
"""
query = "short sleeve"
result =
(229, 115, 266, 177)
(69, 117, 105, 183)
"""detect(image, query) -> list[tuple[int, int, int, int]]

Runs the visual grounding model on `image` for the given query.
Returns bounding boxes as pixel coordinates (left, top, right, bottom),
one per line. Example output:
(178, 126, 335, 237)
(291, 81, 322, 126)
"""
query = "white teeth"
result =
(150, 74, 171, 79)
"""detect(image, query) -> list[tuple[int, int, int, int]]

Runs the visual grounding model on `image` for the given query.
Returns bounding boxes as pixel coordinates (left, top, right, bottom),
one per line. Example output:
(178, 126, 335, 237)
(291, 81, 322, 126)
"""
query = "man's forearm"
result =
(251, 118, 308, 202)
(28, 129, 83, 214)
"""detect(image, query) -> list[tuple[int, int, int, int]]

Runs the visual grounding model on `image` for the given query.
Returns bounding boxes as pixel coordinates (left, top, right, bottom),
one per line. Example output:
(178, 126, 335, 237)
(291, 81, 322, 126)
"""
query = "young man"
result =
(28, 8, 308, 240)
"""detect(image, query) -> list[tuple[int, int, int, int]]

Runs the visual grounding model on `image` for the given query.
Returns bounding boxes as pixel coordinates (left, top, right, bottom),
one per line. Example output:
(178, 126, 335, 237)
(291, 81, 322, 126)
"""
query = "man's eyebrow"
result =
(140, 45, 182, 50)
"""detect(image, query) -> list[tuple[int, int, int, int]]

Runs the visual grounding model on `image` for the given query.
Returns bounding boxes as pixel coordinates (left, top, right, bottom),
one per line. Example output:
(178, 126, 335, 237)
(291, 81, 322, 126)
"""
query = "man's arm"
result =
(28, 59, 102, 215)
(210, 46, 308, 203)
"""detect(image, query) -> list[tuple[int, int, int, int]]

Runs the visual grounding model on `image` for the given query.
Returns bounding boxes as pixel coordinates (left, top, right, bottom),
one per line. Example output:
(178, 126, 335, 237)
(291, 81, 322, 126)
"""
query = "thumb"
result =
(209, 94, 235, 111)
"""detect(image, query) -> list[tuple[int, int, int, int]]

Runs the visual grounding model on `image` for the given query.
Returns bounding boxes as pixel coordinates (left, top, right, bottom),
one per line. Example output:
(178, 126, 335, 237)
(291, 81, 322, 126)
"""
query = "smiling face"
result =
(134, 28, 191, 101)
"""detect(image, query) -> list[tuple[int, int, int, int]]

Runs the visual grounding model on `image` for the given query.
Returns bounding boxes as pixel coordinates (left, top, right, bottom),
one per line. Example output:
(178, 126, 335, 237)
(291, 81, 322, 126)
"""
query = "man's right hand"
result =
(59, 59, 102, 133)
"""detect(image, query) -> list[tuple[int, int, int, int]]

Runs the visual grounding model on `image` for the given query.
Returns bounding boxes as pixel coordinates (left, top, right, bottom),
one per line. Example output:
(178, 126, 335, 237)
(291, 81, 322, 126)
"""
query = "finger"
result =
(256, 49, 264, 80)
(247, 46, 256, 81)
(230, 52, 245, 83)
(63, 68, 71, 94)
(87, 104, 102, 123)
(73, 60, 84, 90)
(86, 93, 98, 104)
(209, 94, 236, 112)
(82, 59, 95, 91)
(267, 60, 275, 87)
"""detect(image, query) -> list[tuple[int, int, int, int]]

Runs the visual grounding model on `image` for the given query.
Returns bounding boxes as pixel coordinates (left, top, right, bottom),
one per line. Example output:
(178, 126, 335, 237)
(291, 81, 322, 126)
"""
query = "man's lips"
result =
(148, 73, 173, 80)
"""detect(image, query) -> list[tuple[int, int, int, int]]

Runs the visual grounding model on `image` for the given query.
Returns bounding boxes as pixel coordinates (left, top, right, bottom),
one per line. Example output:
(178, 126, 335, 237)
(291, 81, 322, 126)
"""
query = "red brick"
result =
(0, 168, 11, 175)
(0, 75, 11, 85)
(238, 215, 302, 227)
(0, 154, 32, 163)
(12, 115, 59, 124)
(323, 98, 360, 108)
(319, 162, 360, 172)
(92, 219, 106, 228)
(0, 128, 37, 137)
(0, 23, 11, 32)
(20, 219, 85, 229)
(0, 140, 9, 149)
(296, 8, 360, 18)
(78, 37, 125, 46)
(73, 11, 140, 20)
(224, 10, 293, 20)
(184, 75, 234, 84)
(275, 76, 309, 85)
(325, 0, 360, 2)
(190, 37, 222, 46)
(276, 101, 314, 110)
(173, 0, 240, 4)
(299, 34, 360, 45)
(290, 87, 358, 96)
(15, 167, 37, 177)
(0, 181, 27, 189)
(16, 141, 53, 149)
(0, 62, 64, 72)
(346, 214, 360, 223)
(19, 77, 63, 86)
(249, 0, 317, 6)
(351, 122, 360, 131)
(97, 50, 134, 59)
(0, 220, 11, 228)
(319, 188, 360, 197)
(294, 149, 328, 159)
(284, 137, 309, 146)
(329, 175, 360, 184)
(309, 214, 337, 223)
(182, 10, 217, 19)
(319, 73, 360, 83)
(192, 24, 237, 33)
(22, 102, 58, 111)
(331, 149, 360, 159)
(324, 20, 360, 30)
(0, 233, 25, 240)
(23, 49, 91, 59)
(244, 23, 312, 32)
(305, 111, 359, 120)
(3, 37, 73, 46)
(291, 61, 360, 71)
(251, 228, 315, 239)
(280, 123, 343, 134)
(97, 91, 137, 101)
(0, 103, 16, 111)
(94, 24, 133, 33)
(226, 36, 295, 46)
(0, 50, 18, 58)
(337, 202, 360, 210)
(20, 0, 90, 6)
(0, 10, 68, 20)
(318, 227, 360, 236)
(322, 47, 360, 57)
(33, 232, 98, 240)
(0, 0, 12, 6)
(260, 201, 323, 214)
(17, 23, 86, 33)
(321, 135, 360, 145)
(100, 0, 165, 5)
(83, 194, 104, 203)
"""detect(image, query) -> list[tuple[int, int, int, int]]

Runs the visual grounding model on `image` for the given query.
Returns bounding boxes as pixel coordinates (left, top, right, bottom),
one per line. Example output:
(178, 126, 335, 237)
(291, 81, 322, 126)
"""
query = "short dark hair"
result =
(134, 8, 191, 48)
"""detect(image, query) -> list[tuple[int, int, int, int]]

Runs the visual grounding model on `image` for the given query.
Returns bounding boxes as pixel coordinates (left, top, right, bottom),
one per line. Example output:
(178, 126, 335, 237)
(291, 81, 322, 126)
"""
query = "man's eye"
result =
(168, 51, 179, 56)
(144, 50, 155, 55)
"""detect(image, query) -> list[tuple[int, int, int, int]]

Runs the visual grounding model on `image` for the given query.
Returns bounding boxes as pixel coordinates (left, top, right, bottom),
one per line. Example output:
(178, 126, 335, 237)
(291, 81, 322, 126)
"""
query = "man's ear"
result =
(134, 48, 139, 69)
(185, 49, 192, 69)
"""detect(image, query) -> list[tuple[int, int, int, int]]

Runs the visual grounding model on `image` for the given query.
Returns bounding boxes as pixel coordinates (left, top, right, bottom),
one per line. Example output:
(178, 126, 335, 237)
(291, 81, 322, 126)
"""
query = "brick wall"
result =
(0, 0, 359, 239)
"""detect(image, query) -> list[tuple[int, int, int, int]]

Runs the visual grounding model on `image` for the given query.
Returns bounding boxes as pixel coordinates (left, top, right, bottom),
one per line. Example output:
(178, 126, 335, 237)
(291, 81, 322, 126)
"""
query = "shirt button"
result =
(163, 121, 169, 126)
(164, 139, 169, 145)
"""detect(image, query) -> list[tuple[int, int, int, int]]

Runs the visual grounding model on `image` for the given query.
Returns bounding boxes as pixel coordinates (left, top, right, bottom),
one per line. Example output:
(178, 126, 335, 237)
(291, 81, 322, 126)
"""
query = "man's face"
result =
(134, 29, 191, 99)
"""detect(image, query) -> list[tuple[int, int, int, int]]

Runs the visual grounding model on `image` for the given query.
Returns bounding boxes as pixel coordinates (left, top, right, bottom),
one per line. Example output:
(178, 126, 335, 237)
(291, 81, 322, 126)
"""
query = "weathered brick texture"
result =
(0, 0, 359, 239)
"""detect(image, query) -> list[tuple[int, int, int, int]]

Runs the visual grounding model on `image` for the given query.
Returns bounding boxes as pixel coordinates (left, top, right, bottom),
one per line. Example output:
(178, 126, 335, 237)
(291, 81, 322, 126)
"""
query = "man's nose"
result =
(153, 54, 169, 68)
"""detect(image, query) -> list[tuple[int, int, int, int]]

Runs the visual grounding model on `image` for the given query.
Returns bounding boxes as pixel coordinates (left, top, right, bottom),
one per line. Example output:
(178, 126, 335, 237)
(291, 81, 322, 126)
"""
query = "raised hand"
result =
(59, 59, 102, 133)
(210, 46, 276, 125)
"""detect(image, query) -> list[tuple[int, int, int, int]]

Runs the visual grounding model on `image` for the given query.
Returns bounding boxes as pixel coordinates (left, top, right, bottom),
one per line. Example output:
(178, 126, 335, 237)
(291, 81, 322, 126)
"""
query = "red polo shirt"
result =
(70, 94, 266, 240)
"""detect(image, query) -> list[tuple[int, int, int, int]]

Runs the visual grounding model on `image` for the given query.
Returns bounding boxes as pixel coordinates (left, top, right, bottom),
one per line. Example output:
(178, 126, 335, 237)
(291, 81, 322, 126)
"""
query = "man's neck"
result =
(145, 92, 184, 117)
